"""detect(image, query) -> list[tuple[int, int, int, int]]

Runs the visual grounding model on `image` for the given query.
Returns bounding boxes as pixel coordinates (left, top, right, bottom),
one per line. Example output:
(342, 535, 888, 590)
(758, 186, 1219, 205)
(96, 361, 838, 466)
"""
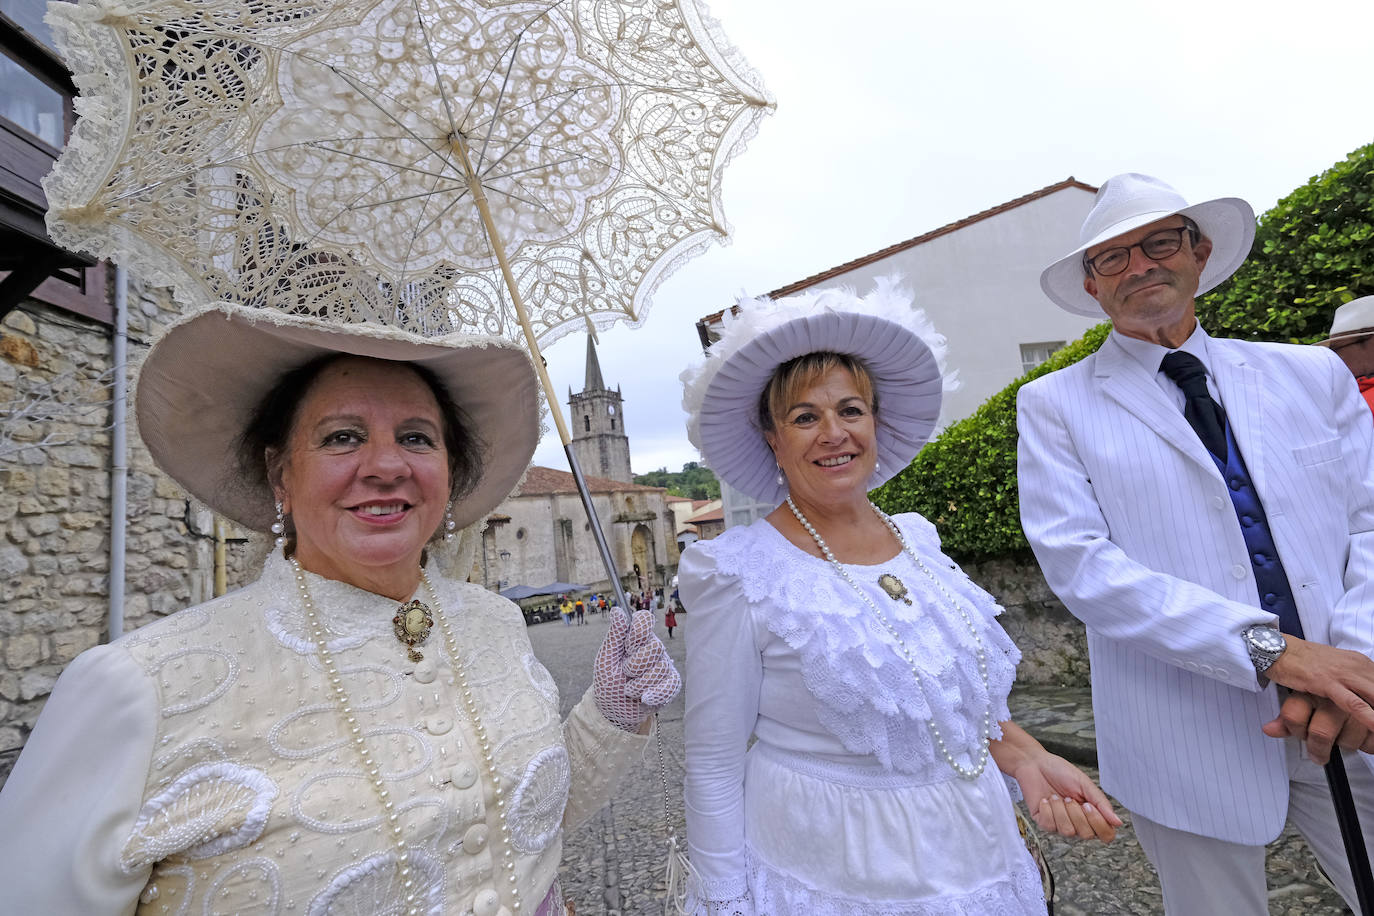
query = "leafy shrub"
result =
(1197, 142, 1374, 341)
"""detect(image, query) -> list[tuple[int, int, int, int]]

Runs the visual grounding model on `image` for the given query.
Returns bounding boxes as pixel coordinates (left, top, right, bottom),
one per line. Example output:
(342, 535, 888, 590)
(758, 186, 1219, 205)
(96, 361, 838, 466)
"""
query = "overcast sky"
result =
(530, 0, 1374, 474)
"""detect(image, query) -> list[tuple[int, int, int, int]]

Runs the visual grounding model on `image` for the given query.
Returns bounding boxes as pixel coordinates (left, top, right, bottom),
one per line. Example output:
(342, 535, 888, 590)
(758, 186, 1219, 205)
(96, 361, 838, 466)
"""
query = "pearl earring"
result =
(271, 501, 286, 550)
(875, 458, 881, 474)
(775, 462, 785, 487)
(444, 501, 456, 541)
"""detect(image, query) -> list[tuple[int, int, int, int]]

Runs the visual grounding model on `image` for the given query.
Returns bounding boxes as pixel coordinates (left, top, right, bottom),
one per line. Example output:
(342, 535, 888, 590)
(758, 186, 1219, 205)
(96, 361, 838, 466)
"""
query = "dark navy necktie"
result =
(1160, 351, 1228, 461)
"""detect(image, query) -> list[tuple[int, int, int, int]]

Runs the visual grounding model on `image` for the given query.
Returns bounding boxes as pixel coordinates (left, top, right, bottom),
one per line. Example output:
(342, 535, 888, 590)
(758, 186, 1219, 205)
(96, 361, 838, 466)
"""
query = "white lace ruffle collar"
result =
(699, 514, 1018, 777)
(257, 553, 443, 656)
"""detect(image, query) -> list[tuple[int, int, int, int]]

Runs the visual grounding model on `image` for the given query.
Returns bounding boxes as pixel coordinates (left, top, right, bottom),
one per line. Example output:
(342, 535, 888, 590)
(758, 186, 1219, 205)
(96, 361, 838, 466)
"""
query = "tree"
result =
(633, 462, 720, 500)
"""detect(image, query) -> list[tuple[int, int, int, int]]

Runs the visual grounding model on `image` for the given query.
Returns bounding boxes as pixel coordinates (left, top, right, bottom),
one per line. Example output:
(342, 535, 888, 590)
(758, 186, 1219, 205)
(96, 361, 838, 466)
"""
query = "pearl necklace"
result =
(291, 558, 521, 913)
(785, 498, 992, 780)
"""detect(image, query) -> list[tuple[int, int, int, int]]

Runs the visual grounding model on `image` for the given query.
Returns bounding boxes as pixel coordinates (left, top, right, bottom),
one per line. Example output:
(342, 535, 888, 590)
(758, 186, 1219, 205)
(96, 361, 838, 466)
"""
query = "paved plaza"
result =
(527, 611, 1349, 915)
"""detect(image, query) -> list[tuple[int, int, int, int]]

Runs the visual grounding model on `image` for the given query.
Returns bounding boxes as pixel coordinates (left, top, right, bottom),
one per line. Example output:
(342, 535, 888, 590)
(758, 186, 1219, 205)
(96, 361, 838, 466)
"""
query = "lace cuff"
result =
(686, 873, 753, 916)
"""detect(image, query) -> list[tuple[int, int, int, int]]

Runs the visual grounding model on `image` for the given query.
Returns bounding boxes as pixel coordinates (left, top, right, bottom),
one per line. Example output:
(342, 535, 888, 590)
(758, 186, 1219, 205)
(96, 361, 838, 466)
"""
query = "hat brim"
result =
(1040, 197, 1256, 317)
(696, 310, 942, 506)
(136, 305, 540, 532)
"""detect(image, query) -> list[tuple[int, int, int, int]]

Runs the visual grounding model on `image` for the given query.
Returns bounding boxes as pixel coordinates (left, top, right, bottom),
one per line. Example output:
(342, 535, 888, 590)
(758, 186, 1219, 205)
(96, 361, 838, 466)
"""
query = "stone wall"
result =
(0, 285, 264, 785)
(961, 554, 1090, 687)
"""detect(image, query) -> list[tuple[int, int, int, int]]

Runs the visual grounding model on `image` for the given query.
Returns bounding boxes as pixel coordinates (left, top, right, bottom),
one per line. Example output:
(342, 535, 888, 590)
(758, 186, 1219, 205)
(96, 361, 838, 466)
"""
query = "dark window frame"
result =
(1, 6, 109, 324)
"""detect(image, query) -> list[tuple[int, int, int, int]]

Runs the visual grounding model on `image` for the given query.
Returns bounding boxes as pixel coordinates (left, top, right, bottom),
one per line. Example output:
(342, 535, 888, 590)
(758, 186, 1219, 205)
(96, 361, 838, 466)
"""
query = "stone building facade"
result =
(0, 281, 268, 784)
(471, 466, 677, 596)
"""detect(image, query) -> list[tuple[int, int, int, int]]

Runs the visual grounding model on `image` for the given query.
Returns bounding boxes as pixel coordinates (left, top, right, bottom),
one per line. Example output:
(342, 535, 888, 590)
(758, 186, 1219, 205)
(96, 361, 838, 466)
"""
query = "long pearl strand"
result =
(785, 498, 993, 780)
(291, 559, 521, 913)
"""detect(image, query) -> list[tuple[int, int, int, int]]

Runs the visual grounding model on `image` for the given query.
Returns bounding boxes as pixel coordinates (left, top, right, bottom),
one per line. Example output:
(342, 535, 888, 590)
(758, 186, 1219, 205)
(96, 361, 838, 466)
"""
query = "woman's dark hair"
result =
(238, 354, 484, 511)
(757, 351, 878, 434)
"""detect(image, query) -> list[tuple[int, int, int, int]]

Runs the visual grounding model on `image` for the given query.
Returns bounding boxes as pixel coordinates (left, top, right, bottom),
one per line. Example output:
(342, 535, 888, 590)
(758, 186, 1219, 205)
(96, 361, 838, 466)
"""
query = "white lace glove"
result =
(593, 608, 681, 730)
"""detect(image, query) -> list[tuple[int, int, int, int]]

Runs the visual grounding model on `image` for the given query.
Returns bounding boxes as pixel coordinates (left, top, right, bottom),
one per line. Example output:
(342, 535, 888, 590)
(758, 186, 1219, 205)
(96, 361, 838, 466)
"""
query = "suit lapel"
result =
(1095, 334, 1221, 476)
(1209, 339, 1266, 494)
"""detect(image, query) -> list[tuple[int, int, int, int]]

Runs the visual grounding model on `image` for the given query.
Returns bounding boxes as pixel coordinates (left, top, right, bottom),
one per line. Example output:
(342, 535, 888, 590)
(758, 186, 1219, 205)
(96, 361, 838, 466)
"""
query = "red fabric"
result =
(1360, 376, 1374, 415)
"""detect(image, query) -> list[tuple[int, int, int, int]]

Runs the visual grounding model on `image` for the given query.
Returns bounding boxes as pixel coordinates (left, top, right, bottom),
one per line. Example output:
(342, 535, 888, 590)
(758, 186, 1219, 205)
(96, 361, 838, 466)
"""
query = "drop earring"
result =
(775, 462, 785, 488)
(444, 500, 456, 541)
(271, 501, 286, 550)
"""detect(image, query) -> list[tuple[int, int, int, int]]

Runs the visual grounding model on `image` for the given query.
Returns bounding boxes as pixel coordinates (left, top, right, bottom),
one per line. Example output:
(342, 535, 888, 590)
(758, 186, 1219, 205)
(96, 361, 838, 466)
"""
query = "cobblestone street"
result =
(528, 612, 1350, 915)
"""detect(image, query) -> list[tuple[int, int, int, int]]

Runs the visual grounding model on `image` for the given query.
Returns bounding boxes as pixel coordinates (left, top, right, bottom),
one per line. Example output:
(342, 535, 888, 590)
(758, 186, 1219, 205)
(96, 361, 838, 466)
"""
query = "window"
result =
(1, 0, 107, 321)
(1020, 341, 1065, 375)
(609, 418, 615, 430)
(583, 414, 590, 432)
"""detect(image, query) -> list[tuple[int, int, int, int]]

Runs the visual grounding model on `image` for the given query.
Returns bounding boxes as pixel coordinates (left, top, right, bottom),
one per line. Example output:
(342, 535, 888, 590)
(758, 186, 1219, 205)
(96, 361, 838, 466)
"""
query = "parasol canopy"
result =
(43, 0, 772, 344)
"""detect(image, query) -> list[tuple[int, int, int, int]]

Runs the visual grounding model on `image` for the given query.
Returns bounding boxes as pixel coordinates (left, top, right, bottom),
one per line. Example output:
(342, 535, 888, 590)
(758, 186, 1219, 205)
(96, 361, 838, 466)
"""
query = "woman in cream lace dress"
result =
(0, 304, 680, 915)
(678, 282, 1119, 915)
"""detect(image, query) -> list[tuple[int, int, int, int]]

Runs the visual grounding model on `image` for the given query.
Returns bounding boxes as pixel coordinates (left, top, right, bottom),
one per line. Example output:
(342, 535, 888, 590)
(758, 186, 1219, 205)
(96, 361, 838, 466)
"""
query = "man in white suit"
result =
(1017, 172, 1374, 914)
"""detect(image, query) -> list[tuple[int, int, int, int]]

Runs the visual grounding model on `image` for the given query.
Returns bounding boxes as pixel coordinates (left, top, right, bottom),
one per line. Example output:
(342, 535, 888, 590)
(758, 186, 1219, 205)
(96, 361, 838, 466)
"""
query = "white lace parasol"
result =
(43, 0, 772, 344)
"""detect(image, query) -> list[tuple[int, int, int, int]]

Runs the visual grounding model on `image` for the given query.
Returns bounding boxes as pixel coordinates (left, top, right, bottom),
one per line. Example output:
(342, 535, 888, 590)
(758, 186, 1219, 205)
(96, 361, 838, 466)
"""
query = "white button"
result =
(1184, 661, 1198, 672)
(451, 762, 478, 789)
(463, 823, 489, 854)
(426, 715, 452, 736)
(473, 888, 501, 916)
(414, 660, 437, 684)
(1231, 564, 1248, 579)
(1212, 496, 1227, 510)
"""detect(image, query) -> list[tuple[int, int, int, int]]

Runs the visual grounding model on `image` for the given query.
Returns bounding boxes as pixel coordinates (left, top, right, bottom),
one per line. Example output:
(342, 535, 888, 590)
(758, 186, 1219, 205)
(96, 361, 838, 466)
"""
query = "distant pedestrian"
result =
(575, 599, 586, 626)
(664, 607, 677, 639)
(560, 596, 573, 626)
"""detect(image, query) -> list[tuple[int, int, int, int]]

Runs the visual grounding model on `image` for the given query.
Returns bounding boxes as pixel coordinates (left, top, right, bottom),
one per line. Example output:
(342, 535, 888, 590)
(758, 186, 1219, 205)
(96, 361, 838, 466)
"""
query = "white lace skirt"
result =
(742, 743, 1046, 915)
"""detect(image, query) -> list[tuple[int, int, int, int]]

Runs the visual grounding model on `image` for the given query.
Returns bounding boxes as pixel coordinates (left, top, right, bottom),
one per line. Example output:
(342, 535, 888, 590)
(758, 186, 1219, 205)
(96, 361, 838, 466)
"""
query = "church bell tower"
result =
(568, 337, 632, 483)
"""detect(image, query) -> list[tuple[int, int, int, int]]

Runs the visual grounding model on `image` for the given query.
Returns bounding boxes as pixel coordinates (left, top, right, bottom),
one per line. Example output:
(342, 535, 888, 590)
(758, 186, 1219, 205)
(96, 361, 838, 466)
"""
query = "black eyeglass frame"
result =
(1082, 217, 1201, 278)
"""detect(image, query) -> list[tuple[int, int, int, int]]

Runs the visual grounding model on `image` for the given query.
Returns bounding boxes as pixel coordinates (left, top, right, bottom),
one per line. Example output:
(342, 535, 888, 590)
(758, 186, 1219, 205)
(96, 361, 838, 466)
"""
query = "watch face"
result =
(1251, 627, 1284, 652)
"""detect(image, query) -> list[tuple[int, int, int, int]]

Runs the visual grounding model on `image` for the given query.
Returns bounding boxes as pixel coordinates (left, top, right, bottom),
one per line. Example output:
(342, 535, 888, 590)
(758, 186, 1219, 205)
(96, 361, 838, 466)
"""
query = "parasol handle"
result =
(452, 132, 635, 616)
(452, 132, 572, 447)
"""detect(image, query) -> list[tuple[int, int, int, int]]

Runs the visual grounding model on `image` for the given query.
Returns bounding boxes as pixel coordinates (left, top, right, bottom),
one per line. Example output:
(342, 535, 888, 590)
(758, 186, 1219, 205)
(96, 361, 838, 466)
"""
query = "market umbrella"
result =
(43, 0, 772, 609)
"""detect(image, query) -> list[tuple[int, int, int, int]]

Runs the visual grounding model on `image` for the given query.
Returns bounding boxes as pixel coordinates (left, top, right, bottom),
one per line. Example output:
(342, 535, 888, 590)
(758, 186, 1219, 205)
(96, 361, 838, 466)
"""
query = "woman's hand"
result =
(593, 608, 682, 731)
(1011, 752, 1121, 843)
(991, 721, 1121, 843)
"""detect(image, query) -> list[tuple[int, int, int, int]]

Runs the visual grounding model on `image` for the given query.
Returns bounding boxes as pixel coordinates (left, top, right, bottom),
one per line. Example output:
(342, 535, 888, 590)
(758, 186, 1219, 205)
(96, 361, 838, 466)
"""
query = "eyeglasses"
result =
(1083, 221, 1198, 277)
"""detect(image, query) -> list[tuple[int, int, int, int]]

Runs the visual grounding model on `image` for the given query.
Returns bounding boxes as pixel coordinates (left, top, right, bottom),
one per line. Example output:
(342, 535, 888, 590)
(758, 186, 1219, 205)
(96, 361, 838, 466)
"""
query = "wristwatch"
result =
(1241, 624, 1287, 679)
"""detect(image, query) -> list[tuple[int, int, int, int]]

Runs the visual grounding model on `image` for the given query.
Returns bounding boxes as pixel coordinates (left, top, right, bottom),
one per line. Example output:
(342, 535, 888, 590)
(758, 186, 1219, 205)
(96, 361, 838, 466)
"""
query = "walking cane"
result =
(1325, 749, 1374, 914)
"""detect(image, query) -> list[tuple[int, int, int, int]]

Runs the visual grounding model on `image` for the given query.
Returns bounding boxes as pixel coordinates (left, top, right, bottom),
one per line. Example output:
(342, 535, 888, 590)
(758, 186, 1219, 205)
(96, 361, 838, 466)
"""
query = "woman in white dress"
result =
(678, 281, 1119, 915)
(0, 304, 679, 915)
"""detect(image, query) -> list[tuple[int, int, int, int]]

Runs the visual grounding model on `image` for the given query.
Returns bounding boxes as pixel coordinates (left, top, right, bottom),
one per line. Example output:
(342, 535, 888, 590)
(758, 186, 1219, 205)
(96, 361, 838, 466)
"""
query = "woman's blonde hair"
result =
(757, 352, 877, 434)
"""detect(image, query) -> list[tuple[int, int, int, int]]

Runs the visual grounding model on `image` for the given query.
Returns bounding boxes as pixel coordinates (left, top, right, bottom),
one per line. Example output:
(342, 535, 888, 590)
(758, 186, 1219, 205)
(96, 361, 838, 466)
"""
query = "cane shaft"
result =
(1326, 750, 1374, 915)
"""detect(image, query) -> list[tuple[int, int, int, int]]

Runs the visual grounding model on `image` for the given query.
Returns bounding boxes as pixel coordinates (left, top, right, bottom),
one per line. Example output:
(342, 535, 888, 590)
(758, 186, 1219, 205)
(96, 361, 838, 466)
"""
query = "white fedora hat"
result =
(680, 277, 952, 506)
(136, 304, 541, 533)
(1320, 296, 1374, 346)
(1041, 173, 1256, 317)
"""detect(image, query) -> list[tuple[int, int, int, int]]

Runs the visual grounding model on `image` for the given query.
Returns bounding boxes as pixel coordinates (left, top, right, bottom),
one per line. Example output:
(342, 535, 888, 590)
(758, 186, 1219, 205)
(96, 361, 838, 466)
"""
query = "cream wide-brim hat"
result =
(680, 278, 951, 506)
(1319, 296, 1374, 347)
(1040, 173, 1256, 318)
(136, 304, 540, 532)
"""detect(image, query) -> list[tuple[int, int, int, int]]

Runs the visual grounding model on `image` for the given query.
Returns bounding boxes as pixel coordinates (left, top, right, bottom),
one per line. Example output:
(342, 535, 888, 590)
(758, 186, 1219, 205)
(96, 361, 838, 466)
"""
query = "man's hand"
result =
(1262, 690, 1374, 764)
(1266, 637, 1374, 740)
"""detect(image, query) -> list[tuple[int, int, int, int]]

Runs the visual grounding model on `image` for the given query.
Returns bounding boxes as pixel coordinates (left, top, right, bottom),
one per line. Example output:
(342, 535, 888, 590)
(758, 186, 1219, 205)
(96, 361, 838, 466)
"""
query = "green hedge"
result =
(873, 142, 1374, 560)
(871, 324, 1110, 559)
(1197, 143, 1374, 342)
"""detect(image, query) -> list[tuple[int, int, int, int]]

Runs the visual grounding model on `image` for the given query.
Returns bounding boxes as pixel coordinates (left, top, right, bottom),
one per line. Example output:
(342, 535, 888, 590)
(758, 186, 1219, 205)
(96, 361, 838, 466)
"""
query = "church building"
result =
(472, 339, 678, 596)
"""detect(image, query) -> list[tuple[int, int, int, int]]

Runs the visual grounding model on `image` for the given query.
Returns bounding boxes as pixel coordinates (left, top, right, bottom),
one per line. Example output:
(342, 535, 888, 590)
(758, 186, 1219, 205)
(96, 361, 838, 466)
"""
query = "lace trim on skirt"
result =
(746, 846, 1046, 916)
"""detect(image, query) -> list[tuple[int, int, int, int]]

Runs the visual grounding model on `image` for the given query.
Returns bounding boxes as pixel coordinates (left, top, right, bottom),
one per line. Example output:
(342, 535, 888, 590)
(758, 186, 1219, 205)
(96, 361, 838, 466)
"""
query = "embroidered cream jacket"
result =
(0, 555, 647, 915)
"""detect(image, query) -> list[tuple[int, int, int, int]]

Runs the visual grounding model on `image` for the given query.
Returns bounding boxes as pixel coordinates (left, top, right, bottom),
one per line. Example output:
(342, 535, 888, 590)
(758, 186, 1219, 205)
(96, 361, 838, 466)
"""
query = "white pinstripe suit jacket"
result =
(1017, 327, 1374, 843)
